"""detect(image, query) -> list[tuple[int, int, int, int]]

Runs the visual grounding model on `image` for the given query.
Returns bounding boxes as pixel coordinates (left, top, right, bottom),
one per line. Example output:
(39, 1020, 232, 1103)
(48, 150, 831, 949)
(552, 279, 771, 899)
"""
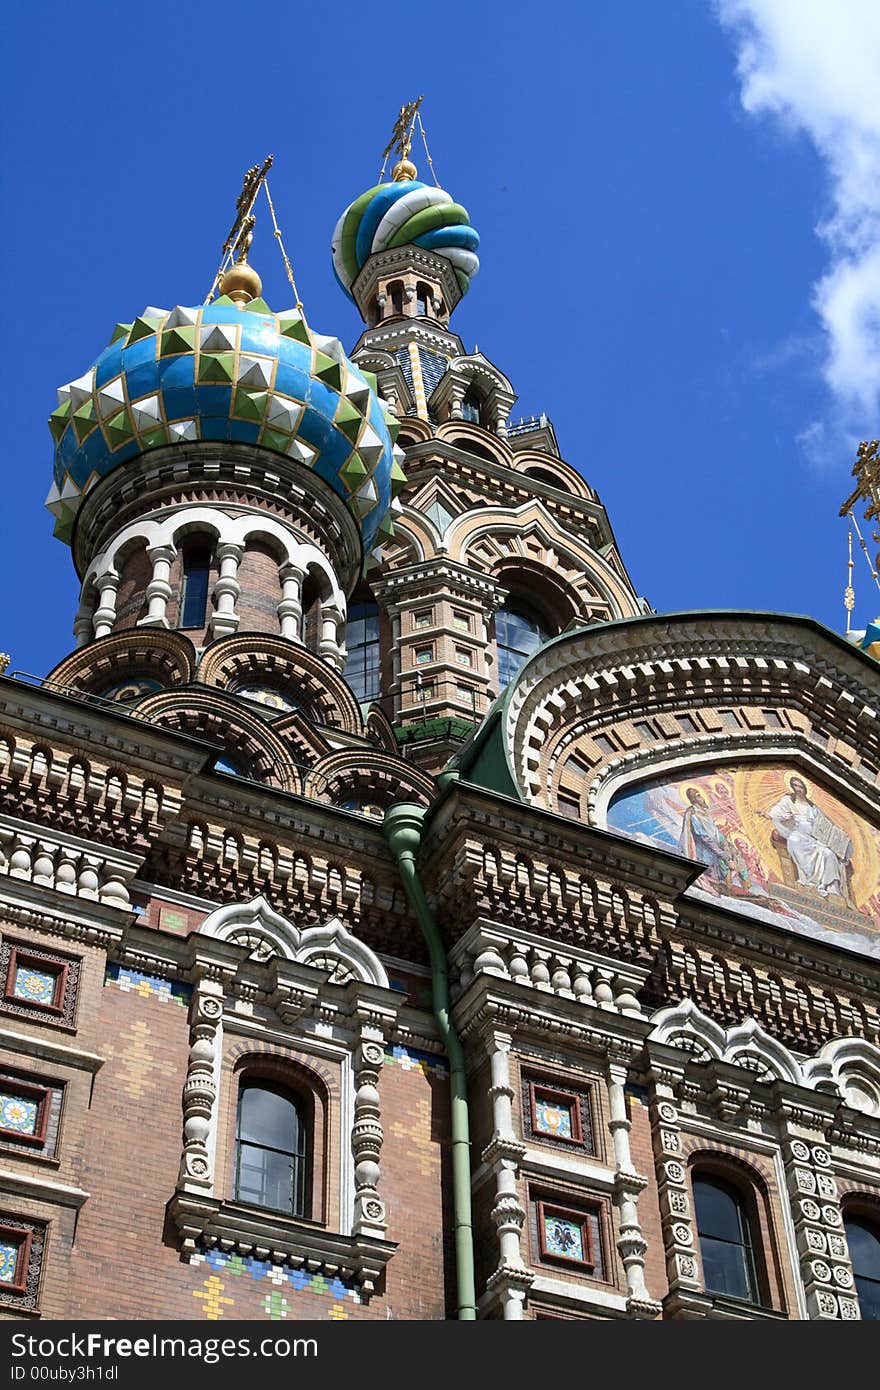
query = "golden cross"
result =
(220, 155, 274, 263)
(381, 97, 424, 164)
(840, 438, 880, 518)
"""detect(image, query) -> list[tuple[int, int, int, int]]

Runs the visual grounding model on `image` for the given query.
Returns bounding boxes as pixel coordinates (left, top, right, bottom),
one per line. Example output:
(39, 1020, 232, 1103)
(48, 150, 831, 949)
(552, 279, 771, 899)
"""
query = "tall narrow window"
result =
(460, 388, 481, 424)
(235, 1081, 308, 1216)
(180, 542, 212, 628)
(416, 283, 430, 317)
(693, 1174, 759, 1303)
(845, 1216, 880, 1320)
(496, 601, 549, 689)
(389, 281, 404, 316)
(344, 599, 381, 702)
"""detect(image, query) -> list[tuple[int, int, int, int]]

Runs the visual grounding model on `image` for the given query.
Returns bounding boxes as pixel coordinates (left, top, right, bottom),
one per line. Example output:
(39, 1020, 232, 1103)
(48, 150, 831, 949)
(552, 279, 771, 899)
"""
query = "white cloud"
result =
(718, 0, 880, 430)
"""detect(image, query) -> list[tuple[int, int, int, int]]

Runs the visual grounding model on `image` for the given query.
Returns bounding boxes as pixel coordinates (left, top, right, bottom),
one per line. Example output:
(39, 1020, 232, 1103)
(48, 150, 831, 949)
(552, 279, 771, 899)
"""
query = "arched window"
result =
(344, 597, 381, 702)
(693, 1174, 759, 1303)
(180, 541, 212, 628)
(235, 1080, 308, 1216)
(496, 600, 549, 689)
(460, 387, 482, 424)
(845, 1216, 880, 1320)
(415, 282, 431, 317)
(300, 575, 322, 653)
(388, 281, 404, 316)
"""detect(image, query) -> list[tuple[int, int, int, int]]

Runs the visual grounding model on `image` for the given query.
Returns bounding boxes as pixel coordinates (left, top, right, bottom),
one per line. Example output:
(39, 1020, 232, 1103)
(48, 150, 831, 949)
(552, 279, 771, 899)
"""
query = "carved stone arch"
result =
(436, 420, 513, 465)
(297, 918, 389, 988)
(196, 634, 363, 735)
(135, 687, 300, 791)
(201, 894, 299, 959)
(511, 451, 593, 500)
(804, 1037, 880, 1116)
(396, 416, 434, 449)
(47, 628, 197, 698)
(304, 750, 433, 817)
(722, 1018, 803, 1086)
(364, 705, 398, 753)
(492, 614, 880, 815)
(648, 999, 727, 1060)
(376, 514, 426, 565)
(200, 896, 389, 987)
(447, 500, 637, 620)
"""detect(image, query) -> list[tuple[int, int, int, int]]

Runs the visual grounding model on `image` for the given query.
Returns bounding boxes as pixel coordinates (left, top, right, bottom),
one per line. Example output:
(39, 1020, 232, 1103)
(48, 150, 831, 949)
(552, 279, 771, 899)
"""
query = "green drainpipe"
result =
(383, 801, 477, 1321)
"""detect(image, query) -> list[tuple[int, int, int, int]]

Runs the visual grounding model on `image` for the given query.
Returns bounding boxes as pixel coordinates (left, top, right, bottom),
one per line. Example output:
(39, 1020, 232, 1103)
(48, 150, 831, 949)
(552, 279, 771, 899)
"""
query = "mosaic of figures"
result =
(607, 762, 880, 958)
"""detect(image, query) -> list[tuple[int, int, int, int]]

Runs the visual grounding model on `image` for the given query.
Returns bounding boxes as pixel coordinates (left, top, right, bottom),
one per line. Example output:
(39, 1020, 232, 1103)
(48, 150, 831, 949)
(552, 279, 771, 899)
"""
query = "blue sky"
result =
(4, 0, 880, 677)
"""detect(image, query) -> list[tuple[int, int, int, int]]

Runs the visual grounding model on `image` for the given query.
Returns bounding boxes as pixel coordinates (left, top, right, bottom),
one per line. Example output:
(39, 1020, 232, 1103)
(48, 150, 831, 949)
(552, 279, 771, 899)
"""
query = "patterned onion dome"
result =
(46, 297, 406, 555)
(331, 179, 480, 301)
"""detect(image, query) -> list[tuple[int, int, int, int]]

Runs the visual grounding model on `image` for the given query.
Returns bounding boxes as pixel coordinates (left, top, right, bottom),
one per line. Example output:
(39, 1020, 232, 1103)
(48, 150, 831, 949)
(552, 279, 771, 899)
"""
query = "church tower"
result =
(0, 110, 877, 1325)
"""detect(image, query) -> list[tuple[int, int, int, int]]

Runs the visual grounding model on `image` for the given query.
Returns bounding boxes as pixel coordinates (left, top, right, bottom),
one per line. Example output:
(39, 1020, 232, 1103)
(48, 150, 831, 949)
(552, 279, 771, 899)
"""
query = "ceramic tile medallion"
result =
(12, 966, 57, 1006)
(534, 1095, 574, 1139)
(0, 1094, 38, 1137)
(0, 1241, 19, 1286)
(543, 1213, 584, 1262)
(608, 762, 880, 959)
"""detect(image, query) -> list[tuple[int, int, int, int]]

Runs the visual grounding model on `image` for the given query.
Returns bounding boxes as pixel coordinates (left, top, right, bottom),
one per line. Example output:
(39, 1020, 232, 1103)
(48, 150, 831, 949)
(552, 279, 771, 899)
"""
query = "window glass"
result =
(693, 1175, 758, 1303)
(846, 1217, 880, 1320)
(181, 546, 211, 628)
(496, 602, 549, 689)
(235, 1082, 307, 1216)
(460, 390, 481, 424)
(344, 600, 380, 702)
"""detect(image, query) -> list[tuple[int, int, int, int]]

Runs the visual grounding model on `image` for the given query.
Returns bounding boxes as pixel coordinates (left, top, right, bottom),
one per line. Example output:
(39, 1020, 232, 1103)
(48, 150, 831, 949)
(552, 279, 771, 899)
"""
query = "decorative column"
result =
(277, 563, 305, 641)
(646, 1058, 703, 1317)
(775, 1096, 859, 1320)
(351, 1029, 388, 1240)
(138, 543, 177, 628)
(318, 601, 346, 672)
(607, 1053, 661, 1318)
(176, 979, 224, 1247)
(92, 571, 120, 639)
(73, 592, 93, 647)
(210, 542, 244, 640)
(482, 1030, 534, 1319)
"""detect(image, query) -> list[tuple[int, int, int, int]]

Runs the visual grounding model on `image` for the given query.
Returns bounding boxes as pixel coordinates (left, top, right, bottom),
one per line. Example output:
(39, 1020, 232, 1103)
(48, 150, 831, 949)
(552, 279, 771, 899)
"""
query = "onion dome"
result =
(331, 176, 480, 301)
(46, 296, 406, 555)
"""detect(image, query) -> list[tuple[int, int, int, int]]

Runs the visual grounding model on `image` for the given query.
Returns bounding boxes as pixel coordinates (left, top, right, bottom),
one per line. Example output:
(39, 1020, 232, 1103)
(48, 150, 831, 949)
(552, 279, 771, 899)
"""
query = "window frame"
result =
(523, 1077, 596, 1154)
(0, 1078, 51, 1148)
(0, 1223, 33, 1295)
(0, 940, 80, 1030)
(844, 1211, 880, 1322)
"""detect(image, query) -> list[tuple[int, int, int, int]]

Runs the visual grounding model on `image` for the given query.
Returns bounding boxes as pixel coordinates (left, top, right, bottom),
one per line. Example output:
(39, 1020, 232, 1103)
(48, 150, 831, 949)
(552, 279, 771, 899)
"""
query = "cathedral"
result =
(0, 110, 879, 1323)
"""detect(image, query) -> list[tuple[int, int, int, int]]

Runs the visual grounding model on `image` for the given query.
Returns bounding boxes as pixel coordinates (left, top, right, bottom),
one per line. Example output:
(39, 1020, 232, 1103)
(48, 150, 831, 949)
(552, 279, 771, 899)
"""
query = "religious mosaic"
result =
(0, 1241, 18, 1285)
(607, 762, 880, 959)
(542, 1212, 584, 1261)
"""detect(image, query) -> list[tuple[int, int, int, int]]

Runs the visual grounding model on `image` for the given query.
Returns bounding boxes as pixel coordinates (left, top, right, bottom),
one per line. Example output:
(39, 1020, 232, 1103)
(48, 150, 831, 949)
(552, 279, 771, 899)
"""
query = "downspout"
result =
(383, 801, 477, 1321)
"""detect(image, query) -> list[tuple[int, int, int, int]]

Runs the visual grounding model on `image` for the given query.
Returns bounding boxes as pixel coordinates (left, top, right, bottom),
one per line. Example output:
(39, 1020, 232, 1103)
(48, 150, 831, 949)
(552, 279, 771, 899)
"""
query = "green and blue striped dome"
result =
(332, 179, 480, 300)
(47, 297, 406, 555)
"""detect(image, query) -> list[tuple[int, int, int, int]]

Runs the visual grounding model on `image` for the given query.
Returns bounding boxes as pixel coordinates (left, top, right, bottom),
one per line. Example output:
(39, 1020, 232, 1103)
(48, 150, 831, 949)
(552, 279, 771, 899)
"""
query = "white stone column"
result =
(277, 563, 306, 641)
(607, 1057, 661, 1318)
(351, 1032, 388, 1240)
(73, 592, 94, 647)
(210, 542, 244, 640)
(138, 543, 177, 629)
(318, 601, 346, 672)
(482, 1030, 534, 1319)
(92, 571, 120, 639)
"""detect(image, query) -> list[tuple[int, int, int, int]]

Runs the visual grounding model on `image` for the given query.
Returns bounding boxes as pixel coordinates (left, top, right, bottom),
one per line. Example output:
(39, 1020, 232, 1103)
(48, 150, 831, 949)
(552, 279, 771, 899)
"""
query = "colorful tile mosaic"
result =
(48, 301, 405, 554)
(0, 1241, 18, 1284)
(384, 1044, 449, 1079)
(189, 1248, 361, 1319)
(12, 966, 56, 1006)
(0, 1094, 38, 1136)
(534, 1096, 573, 1139)
(543, 1214, 584, 1261)
(104, 963, 192, 1007)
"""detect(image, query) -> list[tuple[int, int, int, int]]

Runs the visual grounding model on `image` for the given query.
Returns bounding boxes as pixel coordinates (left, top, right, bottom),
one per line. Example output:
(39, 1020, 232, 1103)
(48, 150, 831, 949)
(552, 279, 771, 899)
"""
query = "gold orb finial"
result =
(219, 255, 262, 306)
(391, 158, 418, 182)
